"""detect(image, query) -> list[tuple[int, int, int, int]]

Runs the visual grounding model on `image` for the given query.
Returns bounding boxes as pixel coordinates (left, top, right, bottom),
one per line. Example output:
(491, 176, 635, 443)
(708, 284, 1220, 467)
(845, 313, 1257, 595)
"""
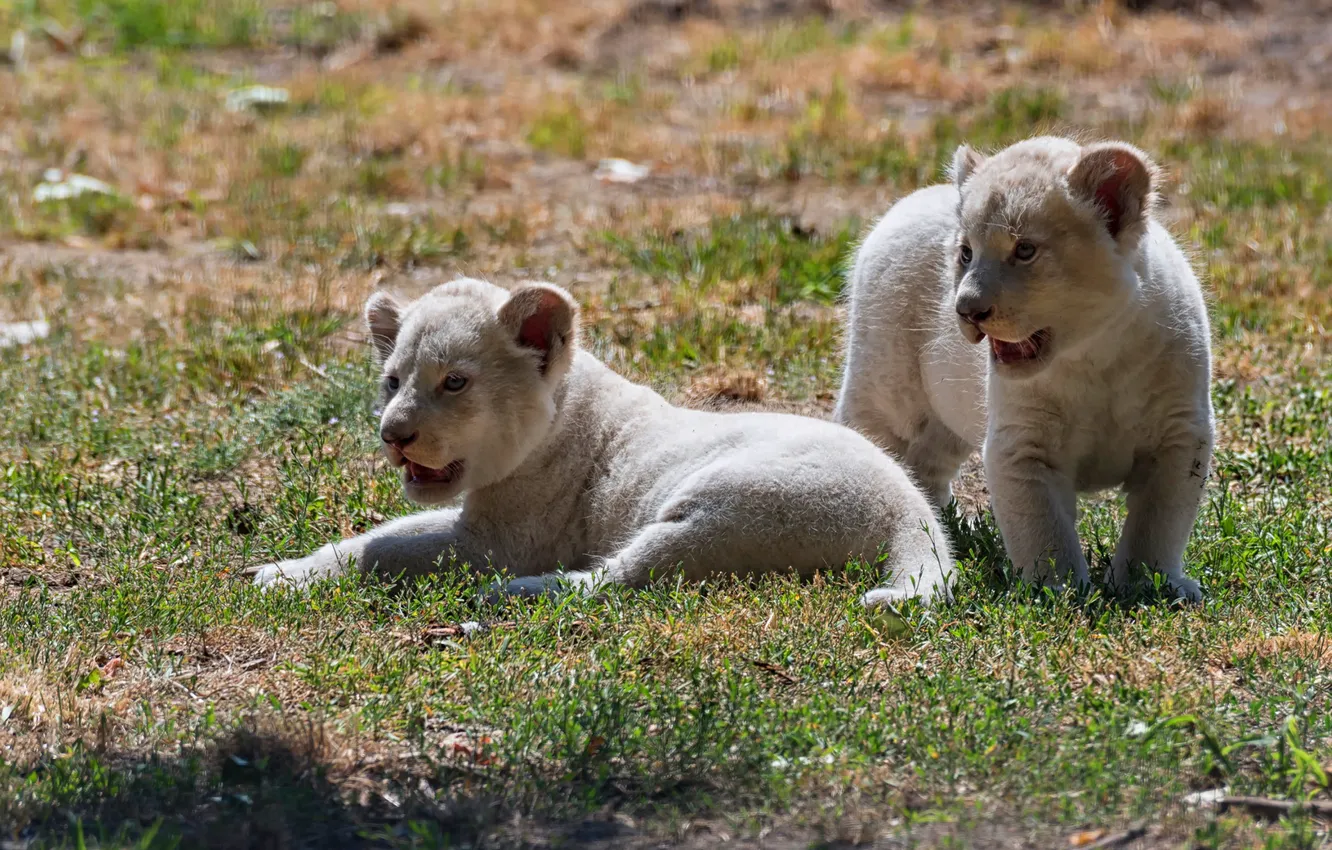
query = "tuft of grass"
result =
(696, 18, 849, 77)
(1171, 141, 1332, 210)
(259, 142, 307, 179)
(14, 0, 368, 52)
(604, 212, 856, 305)
(33, 191, 135, 238)
(290, 212, 472, 271)
(601, 71, 645, 106)
(588, 295, 842, 399)
(747, 84, 1067, 187)
(427, 149, 487, 191)
(68, 0, 266, 50)
(761, 18, 836, 61)
(792, 75, 853, 141)
(706, 37, 742, 73)
(526, 106, 589, 159)
(974, 85, 1066, 142)
(1149, 76, 1195, 105)
(353, 154, 412, 198)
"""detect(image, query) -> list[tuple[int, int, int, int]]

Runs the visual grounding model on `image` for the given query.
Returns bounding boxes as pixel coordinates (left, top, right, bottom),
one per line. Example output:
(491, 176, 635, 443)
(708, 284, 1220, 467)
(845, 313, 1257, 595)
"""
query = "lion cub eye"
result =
(441, 373, 468, 393)
(386, 375, 400, 391)
(958, 243, 973, 266)
(1013, 241, 1038, 262)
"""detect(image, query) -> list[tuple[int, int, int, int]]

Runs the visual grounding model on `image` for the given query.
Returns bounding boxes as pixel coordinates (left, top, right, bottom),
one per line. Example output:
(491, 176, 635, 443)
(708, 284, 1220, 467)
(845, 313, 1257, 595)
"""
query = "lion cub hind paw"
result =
(482, 570, 606, 604)
(1168, 574, 1203, 604)
(860, 586, 916, 611)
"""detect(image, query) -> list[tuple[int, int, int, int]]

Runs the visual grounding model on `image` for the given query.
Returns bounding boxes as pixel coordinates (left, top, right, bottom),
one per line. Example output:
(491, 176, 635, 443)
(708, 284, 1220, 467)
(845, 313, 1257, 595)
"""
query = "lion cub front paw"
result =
(1168, 574, 1203, 603)
(250, 560, 309, 589)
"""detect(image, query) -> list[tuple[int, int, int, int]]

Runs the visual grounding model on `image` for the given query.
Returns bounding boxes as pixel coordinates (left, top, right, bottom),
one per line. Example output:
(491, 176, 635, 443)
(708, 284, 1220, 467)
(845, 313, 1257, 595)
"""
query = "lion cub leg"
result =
(595, 520, 709, 588)
(1109, 438, 1210, 601)
(253, 508, 481, 589)
(986, 456, 1090, 590)
(902, 417, 973, 509)
(498, 520, 701, 599)
(835, 373, 971, 509)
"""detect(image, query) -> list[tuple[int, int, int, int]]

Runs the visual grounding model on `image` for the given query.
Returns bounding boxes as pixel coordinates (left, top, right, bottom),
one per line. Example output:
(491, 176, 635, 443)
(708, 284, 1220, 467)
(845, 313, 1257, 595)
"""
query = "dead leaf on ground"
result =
(399, 621, 512, 649)
(750, 659, 798, 685)
(438, 731, 499, 766)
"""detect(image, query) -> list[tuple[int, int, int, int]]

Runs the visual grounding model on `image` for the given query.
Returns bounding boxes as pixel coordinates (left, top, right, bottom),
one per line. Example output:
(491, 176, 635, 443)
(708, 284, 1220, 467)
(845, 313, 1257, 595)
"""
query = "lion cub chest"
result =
(993, 364, 1162, 494)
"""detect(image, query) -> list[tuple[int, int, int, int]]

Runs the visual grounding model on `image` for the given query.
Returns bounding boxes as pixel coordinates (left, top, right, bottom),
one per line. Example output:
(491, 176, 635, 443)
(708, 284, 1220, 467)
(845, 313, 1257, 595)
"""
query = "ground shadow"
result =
(3, 717, 830, 849)
(4, 721, 503, 849)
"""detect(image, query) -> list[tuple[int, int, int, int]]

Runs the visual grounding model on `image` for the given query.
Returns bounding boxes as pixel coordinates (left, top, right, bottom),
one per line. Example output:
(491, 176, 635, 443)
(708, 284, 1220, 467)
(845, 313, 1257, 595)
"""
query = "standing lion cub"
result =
(252, 278, 954, 606)
(835, 137, 1213, 600)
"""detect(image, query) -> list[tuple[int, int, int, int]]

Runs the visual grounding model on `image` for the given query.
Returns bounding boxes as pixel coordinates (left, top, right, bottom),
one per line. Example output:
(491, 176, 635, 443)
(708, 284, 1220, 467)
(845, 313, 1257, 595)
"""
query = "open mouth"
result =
(404, 459, 465, 486)
(987, 329, 1051, 365)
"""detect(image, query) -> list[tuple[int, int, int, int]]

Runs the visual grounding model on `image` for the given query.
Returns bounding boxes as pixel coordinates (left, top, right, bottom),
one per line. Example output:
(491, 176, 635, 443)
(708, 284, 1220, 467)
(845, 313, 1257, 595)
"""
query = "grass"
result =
(260, 142, 308, 179)
(738, 85, 1068, 186)
(2, 0, 1332, 847)
(1170, 141, 1332, 211)
(1, 0, 367, 52)
(527, 106, 589, 160)
(2, 328, 1331, 847)
(603, 212, 857, 305)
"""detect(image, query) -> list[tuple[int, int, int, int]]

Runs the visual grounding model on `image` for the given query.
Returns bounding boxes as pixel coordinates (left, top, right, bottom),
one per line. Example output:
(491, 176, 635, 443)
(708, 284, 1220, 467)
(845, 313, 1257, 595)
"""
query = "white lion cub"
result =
(251, 278, 954, 606)
(835, 137, 1213, 600)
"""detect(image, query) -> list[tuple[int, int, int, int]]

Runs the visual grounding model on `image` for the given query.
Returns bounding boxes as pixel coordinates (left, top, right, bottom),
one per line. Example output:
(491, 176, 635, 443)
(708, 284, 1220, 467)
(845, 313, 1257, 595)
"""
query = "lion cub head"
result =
(363, 278, 579, 505)
(948, 136, 1161, 376)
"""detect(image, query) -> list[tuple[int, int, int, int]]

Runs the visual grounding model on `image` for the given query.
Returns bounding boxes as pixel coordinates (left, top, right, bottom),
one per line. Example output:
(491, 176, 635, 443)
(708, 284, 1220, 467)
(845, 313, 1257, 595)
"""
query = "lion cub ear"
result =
(949, 144, 987, 190)
(365, 291, 404, 363)
(1067, 142, 1158, 246)
(498, 283, 579, 380)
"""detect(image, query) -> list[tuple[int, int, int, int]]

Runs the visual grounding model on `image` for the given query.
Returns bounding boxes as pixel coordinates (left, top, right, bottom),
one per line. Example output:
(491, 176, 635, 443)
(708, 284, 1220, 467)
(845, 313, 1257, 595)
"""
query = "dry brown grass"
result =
(1176, 91, 1236, 136)
(685, 367, 768, 406)
(0, 0, 1322, 292)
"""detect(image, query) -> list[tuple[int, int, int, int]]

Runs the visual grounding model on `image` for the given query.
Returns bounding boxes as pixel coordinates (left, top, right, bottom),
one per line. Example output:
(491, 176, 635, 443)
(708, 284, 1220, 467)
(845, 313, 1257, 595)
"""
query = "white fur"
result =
(835, 137, 1213, 601)
(252, 278, 954, 607)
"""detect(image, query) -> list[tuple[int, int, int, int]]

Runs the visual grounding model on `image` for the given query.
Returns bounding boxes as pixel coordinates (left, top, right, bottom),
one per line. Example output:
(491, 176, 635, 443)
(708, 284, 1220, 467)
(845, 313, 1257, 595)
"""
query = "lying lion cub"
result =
(835, 137, 1213, 600)
(252, 278, 954, 606)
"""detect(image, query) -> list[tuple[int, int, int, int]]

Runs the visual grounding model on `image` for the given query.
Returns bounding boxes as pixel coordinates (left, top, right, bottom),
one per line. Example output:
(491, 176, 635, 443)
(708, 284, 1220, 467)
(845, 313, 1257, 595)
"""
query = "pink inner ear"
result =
(1091, 149, 1147, 239)
(510, 289, 568, 374)
(518, 309, 553, 353)
(1094, 173, 1126, 238)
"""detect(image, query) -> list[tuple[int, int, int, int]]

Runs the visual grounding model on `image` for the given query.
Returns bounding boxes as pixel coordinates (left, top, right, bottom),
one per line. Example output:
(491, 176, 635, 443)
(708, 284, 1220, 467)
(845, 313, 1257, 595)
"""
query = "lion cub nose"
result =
(381, 428, 418, 449)
(955, 296, 994, 326)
